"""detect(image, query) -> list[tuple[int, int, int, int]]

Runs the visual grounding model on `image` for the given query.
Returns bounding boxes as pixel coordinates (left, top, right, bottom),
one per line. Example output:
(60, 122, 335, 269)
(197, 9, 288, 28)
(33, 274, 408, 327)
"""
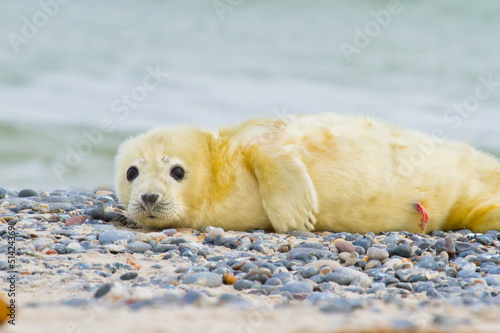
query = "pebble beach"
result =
(1, 187, 500, 332)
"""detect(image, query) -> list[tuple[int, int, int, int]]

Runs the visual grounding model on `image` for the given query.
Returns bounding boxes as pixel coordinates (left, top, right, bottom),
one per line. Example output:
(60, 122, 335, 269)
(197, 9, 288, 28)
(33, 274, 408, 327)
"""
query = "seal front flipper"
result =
(246, 145, 319, 233)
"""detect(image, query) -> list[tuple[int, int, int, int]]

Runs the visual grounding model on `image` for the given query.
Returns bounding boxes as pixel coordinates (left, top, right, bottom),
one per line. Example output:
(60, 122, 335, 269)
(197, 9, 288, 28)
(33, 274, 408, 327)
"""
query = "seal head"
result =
(114, 126, 211, 228)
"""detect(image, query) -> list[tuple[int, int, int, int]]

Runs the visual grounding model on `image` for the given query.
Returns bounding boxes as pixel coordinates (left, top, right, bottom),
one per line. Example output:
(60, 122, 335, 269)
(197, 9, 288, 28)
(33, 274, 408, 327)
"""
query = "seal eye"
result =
(170, 166, 185, 181)
(126, 166, 139, 182)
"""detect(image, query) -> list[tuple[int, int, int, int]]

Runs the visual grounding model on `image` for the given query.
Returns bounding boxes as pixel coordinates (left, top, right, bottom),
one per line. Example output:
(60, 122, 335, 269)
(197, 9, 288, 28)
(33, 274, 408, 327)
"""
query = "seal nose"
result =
(141, 193, 159, 206)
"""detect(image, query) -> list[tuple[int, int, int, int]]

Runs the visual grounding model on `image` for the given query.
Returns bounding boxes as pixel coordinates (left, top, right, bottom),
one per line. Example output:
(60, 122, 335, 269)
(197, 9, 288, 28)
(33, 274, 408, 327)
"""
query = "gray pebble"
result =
(183, 272, 222, 287)
(152, 244, 177, 253)
(264, 277, 283, 286)
(120, 272, 139, 281)
(241, 262, 258, 273)
(488, 266, 500, 274)
(84, 207, 106, 220)
(353, 238, 371, 251)
(364, 260, 381, 271)
(476, 234, 494, 246)
(62, 298, 90, 307)
(355, 246, 366, 255)
(305, 292, 336, 305)
(243, 267, 273, 280)
(391, 319, 416, 331)
(288, 230, 316, 238)
(94, 283, 113, 299)
(257, 285, 279, 295)
(351, 275, 372, 289)
(444, 235, 456, 257)
(72, 263, 91, 270)
(18, 189, 40, 198)
(49, 203, 74, 212)
(233, 279, 255, 290)
(301, 266, 319, 278)
(33, 238, 54, 251)
(367, 282, 386, 294)
(277, 281, 313, 294)
(214, 235, 224, 246)
(320, 297, 363, 313)
(395, 268, 428, 282)
(323, 272, 354, 285)
(95, 270, 111, 278)
(273, 272, 293, 284)
(389, 243, 412, 258)
(126, 241, 152, 253)
(99, 230, 135, 245)
(44, 196, 72, 204)
(416, 256, 440, 270)
(65, 242, 83, 253)
(298, 243, 325, 250)
(218, 293, 250, 307)
(54, 243, 66, 254)
(484, 276, 500, 287)
(286, 248, 332, 260)
(367, 247, 389, 261)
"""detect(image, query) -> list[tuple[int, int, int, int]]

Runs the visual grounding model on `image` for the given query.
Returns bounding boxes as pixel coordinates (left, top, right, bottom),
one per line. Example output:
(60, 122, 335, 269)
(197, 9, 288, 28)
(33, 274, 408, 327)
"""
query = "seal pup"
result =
(114, 114, 500, 234)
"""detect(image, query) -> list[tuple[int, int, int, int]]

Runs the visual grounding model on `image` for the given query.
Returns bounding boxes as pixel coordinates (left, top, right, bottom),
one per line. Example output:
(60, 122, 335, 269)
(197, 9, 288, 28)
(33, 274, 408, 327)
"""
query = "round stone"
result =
(335, 241, 356, 254)
(152, 244, 177, 253)
(389, 243, 412, 258)
(320, 298, 359, 313)
(243, 267, 273, 280)
(126, 241, 152, 253)
(395, 268, 428, 282)
(233, 279, 254, 290)
(484, 275, 500, 287)
(302, 266, 319, 278)
(277, 281, 313, 294)
(304, 260, 341, 271)
(222, 273, 238, 285)
(33, 238, 54, 252)
(105, 244, 126, 253)
(476, 234, 494, 246)
(353, 238, 372, 251)
(367, 247, 389, 261)
(415, 255, 439, 270)
(94, 283, 113, 299)
(99, 230, 135, 245)
(351, 275, 372, 289)
(120, 272, 139, 281)
(183, 272, 222, 287)
(364, 260, 381, 271)
(207, 227, 225, 239)
(65, 242, 83, 253)
(339, 252, 358, 266)
(18, 189, 40, 198)
(54, 243, 66, 254)
(323, 272, 354, 285)
(265, 277, 283, 286)
(65, 216, 86, 227)
(444, 236, 456, 257)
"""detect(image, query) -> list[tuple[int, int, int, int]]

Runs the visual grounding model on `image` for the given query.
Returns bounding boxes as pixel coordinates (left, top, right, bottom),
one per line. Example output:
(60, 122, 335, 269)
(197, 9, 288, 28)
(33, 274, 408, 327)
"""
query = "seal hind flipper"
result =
(462, 202, 500, 233)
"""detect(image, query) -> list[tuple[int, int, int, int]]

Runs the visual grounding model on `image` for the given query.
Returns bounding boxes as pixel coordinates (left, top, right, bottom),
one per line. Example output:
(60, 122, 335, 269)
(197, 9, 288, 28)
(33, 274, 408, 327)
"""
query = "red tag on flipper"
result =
(415, 202, 429, 233)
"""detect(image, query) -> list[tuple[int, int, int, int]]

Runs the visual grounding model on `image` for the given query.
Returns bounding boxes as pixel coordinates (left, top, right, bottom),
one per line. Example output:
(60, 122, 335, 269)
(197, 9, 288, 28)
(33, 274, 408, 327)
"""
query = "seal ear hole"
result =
(170, 166, 185, 181)
(127, 166, 139, 182)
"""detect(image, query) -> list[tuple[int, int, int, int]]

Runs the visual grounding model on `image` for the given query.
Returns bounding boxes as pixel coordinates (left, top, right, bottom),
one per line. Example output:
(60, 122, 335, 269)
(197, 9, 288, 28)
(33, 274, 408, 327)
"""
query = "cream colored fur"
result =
(114, 114, 500, 233)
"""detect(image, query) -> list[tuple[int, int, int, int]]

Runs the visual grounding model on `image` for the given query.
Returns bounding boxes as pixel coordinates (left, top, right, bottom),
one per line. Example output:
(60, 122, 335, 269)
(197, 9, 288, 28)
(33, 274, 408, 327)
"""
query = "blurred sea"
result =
(0, 0, 499, 191)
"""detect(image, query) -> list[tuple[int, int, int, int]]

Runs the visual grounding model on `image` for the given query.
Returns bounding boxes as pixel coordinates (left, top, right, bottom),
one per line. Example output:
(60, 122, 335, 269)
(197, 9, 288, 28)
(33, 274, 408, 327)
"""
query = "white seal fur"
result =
(115, 114, 500, 233)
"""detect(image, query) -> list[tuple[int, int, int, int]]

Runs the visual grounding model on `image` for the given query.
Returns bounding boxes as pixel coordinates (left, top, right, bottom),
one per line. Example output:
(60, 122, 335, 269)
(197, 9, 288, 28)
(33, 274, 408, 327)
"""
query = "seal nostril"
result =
(141, 193, 159, 206)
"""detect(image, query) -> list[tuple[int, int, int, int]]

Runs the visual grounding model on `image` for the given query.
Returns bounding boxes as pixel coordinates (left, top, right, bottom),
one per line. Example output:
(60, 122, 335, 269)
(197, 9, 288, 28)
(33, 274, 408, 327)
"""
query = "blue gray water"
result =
(1, 0, 499, 190)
